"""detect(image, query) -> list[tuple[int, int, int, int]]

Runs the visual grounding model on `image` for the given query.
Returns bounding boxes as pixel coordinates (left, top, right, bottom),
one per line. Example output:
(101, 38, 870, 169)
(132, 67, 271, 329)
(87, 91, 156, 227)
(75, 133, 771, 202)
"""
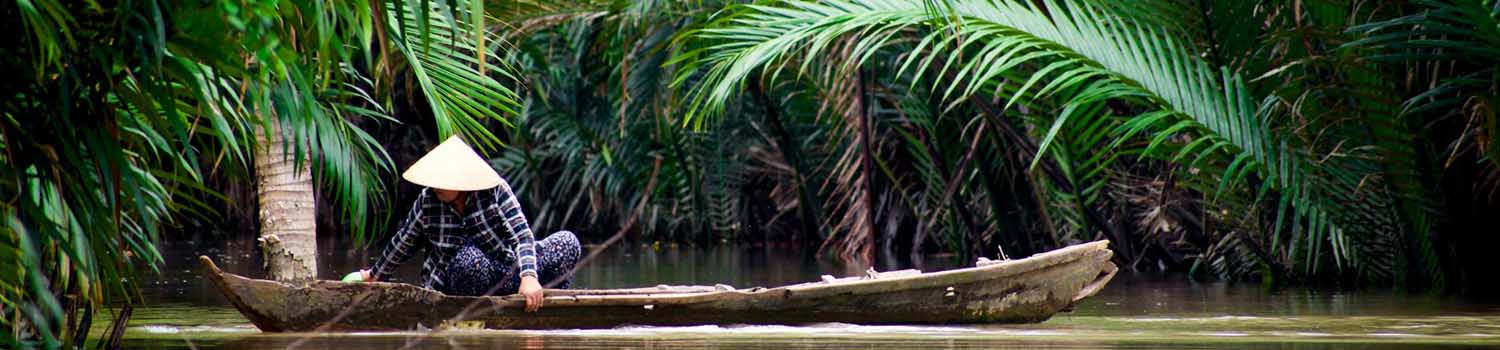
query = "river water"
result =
(108, 240, 1500, 349)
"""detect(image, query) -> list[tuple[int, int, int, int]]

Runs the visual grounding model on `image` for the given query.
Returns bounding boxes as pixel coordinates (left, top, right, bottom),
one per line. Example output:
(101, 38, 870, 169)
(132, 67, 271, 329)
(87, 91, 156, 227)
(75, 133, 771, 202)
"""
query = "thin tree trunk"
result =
(969, 96, 1133, 263)
(854, 69, 878, 262)
(750, 77, 825, 243)
(254, 121, 319, 284)
(919, 118, 986, 258)
(816, 67, 880, 262)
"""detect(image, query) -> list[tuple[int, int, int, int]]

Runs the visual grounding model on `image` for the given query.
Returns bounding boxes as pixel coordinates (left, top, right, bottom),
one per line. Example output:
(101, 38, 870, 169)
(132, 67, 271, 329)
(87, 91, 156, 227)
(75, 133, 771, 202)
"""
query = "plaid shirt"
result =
(369, 180, 538, 290)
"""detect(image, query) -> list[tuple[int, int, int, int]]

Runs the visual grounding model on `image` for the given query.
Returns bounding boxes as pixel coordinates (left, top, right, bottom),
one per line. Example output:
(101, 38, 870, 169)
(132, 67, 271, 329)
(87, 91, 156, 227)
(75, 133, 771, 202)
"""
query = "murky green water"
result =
(106, 240, 1500, 349)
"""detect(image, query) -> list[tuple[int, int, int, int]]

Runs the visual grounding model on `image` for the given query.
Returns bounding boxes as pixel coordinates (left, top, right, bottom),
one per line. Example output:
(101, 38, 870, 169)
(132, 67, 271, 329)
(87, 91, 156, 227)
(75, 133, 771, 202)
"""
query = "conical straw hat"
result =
(401, 135, 502, 191)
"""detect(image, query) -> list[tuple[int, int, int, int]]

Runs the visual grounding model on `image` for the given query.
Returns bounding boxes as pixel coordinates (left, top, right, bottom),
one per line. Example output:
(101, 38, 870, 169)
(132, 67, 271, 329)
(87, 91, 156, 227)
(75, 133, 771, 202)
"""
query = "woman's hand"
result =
(519, 275, 544, 312)
(361, 269, 374, 282)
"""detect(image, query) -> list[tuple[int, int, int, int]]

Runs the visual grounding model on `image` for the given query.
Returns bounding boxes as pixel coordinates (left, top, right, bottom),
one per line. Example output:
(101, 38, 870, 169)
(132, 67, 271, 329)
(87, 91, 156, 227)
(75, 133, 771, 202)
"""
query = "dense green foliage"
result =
(4, 0, 1500, 347)
(1, 0, 517, 347)
(486, 0, 1499, 290)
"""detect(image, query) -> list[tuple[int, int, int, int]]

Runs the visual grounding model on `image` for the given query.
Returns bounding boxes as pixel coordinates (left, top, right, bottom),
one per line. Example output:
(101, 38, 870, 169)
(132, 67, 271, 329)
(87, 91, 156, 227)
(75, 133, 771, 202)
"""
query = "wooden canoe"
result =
(200, 240, 1117, 331)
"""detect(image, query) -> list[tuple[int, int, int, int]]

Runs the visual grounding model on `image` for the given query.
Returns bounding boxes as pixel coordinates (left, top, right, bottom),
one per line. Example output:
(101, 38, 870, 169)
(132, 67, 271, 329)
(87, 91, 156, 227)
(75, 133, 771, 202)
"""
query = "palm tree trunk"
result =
(254, 121, 319, 284)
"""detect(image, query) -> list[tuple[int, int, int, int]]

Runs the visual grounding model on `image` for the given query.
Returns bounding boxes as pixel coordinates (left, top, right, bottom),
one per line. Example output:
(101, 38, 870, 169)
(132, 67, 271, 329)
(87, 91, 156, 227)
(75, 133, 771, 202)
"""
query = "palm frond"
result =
(1349, 0, 1500, 167)
(386, 1, 523, 151)
(1343, 0, 1500, 285)
(676, 0, 1393, 275)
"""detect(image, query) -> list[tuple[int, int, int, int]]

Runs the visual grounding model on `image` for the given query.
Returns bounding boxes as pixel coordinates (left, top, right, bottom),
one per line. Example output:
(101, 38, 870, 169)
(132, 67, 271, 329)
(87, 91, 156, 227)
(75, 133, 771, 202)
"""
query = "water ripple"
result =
(136, 325, 258, 334)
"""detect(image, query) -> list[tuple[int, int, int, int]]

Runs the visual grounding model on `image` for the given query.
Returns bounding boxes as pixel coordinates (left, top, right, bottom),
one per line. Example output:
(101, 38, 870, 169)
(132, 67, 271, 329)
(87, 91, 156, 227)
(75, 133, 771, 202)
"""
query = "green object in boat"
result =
(342, 271, 364, 283)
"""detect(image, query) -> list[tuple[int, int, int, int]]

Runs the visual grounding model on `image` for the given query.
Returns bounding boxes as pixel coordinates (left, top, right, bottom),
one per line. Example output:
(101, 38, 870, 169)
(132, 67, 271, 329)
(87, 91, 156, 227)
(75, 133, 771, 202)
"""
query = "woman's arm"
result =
(368, 189, 430, 281)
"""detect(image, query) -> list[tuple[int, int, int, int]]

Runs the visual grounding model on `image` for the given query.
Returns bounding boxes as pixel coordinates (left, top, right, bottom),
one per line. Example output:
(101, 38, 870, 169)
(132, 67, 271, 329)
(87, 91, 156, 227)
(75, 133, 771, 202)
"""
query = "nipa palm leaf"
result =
(676, 0, 1394, 275)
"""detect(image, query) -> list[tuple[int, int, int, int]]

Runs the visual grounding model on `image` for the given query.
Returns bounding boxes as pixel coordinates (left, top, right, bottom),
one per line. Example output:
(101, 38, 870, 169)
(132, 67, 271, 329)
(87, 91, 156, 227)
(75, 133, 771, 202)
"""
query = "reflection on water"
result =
(114, 240, 1500, 349)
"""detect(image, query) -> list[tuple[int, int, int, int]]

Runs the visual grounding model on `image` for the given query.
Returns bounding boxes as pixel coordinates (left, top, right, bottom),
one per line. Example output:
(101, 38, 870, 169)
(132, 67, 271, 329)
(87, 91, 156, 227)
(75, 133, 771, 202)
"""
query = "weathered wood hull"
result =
(201, 241, 1116, 332)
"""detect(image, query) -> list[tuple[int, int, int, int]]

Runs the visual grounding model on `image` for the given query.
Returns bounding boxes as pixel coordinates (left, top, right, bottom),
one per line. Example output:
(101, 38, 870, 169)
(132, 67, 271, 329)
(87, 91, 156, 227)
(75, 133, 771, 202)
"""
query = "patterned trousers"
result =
(440, 231, 581, 296)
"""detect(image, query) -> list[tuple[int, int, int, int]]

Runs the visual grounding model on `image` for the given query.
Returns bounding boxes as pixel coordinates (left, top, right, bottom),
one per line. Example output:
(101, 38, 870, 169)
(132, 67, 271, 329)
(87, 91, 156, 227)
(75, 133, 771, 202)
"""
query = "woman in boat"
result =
(356, 135, 581, 312)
